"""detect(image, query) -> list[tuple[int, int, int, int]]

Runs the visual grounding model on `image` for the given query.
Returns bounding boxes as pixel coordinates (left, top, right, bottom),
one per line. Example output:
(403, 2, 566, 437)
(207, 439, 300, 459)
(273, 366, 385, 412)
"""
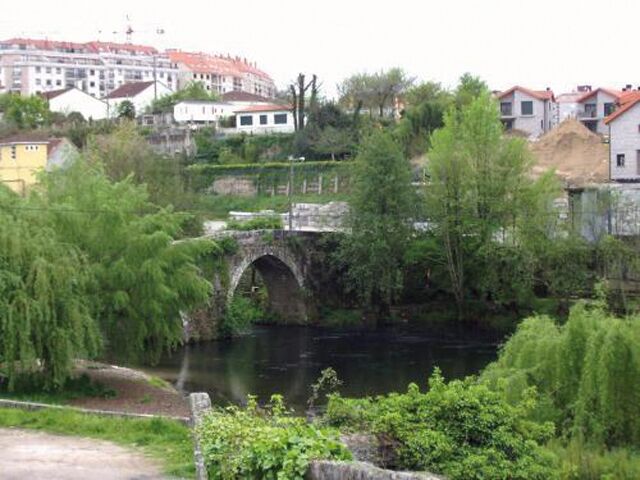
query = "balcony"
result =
(578, 110, 598, 119)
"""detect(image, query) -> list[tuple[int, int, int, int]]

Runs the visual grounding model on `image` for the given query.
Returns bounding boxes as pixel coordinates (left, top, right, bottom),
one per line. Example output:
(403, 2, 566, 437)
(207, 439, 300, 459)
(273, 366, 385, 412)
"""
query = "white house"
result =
(173, 100, 235, 125)
(605, 91, 640, 181)
(221, 90, 272, 108)
(497, 86, 557, 139)
(105, 81, 173, 117)
(576, 87, 622, 135)
(234, 104, 294, 134)
(42, 87, 108, 120)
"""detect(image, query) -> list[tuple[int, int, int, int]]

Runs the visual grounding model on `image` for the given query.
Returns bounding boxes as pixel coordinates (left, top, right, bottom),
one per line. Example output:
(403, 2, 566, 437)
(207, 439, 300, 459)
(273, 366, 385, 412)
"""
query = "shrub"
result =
(324, 370, 557, 480)
(197, 394, 351, 479)
(218, 296, 263, 337)
(227, 215, 283, 231)
(481, 303, 640, 447)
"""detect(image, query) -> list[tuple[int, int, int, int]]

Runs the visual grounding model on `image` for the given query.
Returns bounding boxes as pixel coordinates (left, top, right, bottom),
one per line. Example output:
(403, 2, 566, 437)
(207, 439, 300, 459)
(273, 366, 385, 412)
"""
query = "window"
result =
(500, 102, 512, 116)
(35, 66, 41, 73)
(56, 67, 61, 74)
(10, 146, 16, 159)
(90, 69, 95, 75)
(45, 67, 51, 74)
(89, 81, 95, 87)
(604, 102, 615, 116)
(521, 101, 533, 115)
(240, 115, 253, 126)
(259, 114, 268, 125)
(35, 78, 41, 85)
(46, 79, 51, 86)
(617, 153, 626, 167)
(274, 113, 288, 125)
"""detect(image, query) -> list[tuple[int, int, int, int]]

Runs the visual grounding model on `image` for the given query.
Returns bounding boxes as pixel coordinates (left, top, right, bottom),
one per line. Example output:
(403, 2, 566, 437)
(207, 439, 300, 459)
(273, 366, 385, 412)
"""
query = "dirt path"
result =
(0, 428, 167, 479)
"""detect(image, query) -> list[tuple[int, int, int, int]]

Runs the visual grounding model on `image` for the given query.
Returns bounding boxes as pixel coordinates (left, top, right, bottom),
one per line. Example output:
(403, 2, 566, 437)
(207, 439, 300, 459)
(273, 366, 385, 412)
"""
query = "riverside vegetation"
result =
(2, 73, 640, 479)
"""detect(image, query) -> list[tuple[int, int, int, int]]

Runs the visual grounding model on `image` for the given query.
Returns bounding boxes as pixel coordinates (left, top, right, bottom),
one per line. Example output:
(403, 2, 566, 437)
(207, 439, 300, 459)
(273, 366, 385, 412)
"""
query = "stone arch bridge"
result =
(186, 230, 327, 340)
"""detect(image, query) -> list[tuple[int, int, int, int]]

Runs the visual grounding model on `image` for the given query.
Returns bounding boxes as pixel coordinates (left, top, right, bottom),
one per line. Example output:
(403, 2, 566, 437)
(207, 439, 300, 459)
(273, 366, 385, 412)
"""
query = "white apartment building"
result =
(0, 38, 178, 99)
(605, 92, 640, 181)
(576, 87, 621, 135)
(42, 87, 108, 120)
(235, 105, 294, 134)
(173, 100, 235, 125)
(168, 51, 275, 98)
(497, 86, 558, 139)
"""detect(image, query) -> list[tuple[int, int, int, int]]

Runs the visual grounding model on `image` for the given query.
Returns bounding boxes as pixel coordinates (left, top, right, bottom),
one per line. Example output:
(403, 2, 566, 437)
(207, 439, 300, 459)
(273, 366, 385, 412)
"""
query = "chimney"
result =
(626, 84, 633, 91)
(546, 87, 550, 91)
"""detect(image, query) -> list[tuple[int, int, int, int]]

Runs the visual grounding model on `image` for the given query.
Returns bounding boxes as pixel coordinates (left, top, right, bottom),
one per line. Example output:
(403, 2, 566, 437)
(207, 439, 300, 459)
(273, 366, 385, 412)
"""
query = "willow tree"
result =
(0, 190, 101, 389)
(34, 161, 215, 364)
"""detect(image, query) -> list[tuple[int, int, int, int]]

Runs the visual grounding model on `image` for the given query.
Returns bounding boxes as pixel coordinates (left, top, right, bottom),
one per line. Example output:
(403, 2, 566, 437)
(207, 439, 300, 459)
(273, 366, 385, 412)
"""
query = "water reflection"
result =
(142, 324, 499, 412)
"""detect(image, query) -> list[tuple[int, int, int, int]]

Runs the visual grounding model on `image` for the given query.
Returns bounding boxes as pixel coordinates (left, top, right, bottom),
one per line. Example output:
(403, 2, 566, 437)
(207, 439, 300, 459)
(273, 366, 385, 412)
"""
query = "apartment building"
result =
(167, 51, 275, 98)
(0, 38, 178, 98)
(576, 87, 622, 135)
(497, 86, 557, 138)
(605, 91, 640, 181)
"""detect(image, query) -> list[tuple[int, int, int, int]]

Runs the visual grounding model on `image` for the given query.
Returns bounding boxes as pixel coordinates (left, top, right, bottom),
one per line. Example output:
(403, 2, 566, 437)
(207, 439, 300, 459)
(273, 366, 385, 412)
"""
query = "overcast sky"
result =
(1, 0, 637, 98)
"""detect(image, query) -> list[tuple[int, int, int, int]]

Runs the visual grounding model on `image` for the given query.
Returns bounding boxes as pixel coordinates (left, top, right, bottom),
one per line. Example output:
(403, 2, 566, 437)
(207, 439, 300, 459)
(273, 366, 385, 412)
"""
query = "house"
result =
(221, 91, 273, 108)
(0, 134, 78, 195)
(604, 91, 640, 181)
(105, 81, 173, 117)
(575, 87, 622, 135)
(497, 86, 557, 139)
(42, 87, 108, 120)
(173, 100, 235, 126)
(235, 104, 294, 134)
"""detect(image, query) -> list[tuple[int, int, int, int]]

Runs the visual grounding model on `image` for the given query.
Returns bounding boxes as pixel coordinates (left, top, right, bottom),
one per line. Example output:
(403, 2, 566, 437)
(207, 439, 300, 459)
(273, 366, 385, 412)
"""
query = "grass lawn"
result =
(0, 407, 195, 478)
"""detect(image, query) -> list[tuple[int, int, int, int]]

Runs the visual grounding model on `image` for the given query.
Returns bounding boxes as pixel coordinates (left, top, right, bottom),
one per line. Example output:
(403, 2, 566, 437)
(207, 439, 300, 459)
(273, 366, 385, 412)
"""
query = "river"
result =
(142, 323, 499, 413)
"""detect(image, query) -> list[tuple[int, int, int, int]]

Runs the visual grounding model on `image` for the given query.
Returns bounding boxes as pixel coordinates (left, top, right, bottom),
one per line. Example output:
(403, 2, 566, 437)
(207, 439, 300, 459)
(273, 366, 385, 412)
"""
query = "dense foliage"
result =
(198, 395, 351, 479)
(150, 81, 219, 114)
(226, 215, 283, 231)
(482, 301, 640, 448)
(0, 189, 100, 389)
(324, 370, 557, 479)
(0, 93, 51, 129)
(337, 132, 414, 315)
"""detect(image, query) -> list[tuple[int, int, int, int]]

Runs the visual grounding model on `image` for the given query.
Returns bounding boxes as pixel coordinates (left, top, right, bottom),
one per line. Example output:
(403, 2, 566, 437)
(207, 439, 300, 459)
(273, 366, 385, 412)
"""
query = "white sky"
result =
(1, 0, 637, 98)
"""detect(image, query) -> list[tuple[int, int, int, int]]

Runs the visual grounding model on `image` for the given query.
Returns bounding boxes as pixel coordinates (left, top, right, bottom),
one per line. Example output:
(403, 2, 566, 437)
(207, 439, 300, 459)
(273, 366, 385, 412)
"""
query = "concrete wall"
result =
(610, 102, 640, 180)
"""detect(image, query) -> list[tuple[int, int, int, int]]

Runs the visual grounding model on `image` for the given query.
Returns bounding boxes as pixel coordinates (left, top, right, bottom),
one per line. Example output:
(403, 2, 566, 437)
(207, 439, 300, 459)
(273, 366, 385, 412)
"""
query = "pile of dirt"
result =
(530, 119, 609, 188)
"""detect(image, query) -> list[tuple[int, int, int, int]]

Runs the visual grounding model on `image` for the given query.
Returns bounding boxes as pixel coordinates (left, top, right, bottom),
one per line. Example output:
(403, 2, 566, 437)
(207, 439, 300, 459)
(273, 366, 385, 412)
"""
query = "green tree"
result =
(0, 188, 101, 390)
(404, 81, 452, 109)
(33, 161, 214, 364)
(454, 73, 489, 108)
(117, 100, 136, 120)
(2, 94, 51, 129)
(338, 132, 414, 317)
(338, 68, 414, 117)
(426, 93, 557, 312)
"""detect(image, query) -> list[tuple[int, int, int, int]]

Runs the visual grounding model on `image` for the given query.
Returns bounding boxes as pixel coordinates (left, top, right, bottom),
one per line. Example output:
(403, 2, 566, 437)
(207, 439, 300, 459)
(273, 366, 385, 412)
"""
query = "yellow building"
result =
(0, 135, 77, 195)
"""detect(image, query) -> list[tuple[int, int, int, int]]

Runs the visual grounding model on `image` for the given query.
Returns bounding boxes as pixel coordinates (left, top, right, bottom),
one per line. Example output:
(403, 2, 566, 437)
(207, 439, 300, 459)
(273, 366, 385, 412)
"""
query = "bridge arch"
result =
(227, 245, 307, 323)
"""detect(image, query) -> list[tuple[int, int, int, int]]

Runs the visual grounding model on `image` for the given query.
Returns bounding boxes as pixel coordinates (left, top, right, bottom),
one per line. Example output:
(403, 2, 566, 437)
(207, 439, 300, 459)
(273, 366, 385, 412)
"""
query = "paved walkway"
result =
(0, 428, 166, 479)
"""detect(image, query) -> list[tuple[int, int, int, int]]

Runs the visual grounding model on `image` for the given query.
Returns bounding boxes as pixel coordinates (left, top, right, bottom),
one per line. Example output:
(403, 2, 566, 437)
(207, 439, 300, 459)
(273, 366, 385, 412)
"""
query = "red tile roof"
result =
(235, 104, 291, 113)
(604, 91, 640, 125)
(105, 81, 155, 99)
(222, 91, 271, 103)
(41, 88, 73, 100)
(576, 87, 623, 104)
(497, 86, 555, 102)
(168, 51, 272, 81)
(0, 38, 158, 55)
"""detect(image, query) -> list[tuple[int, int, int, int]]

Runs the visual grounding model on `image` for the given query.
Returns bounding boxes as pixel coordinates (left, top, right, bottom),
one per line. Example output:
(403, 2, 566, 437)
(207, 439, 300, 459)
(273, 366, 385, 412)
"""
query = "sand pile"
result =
(530, 119, 609, 187)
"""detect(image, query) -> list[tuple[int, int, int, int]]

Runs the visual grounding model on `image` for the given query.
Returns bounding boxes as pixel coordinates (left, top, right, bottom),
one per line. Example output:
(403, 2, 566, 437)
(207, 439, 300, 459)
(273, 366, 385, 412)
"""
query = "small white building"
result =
(497, 86, 557, 139)
(576, 87, 622, 135)
(605, 92, 640, 181)
(105, 81, 173, 117)
(235, 104, 294, 134)
(221, 90, 272, 108)
(173, 100, 235, 125)
(42, 87, 108, 121)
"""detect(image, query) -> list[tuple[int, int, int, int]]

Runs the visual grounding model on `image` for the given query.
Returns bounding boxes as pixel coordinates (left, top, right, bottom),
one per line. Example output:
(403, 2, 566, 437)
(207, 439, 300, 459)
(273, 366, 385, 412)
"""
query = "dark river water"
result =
(141, 324, 499, 412)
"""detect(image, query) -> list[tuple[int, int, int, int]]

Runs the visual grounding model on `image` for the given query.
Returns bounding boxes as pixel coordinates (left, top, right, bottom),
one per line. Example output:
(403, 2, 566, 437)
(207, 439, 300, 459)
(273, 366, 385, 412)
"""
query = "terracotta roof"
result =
(168, 51, 272, 81)
(41, 88, 73, 100)
(0, 132, 51, 144)
(0, 38, 158, 55)
(497, 86, 555, 102)
(222, 91, 271, 103)
(235, 104, 291, 113)
(604, 91, 640, 125)
(105, 81, 154, 99)
(576, 87, 623, 104)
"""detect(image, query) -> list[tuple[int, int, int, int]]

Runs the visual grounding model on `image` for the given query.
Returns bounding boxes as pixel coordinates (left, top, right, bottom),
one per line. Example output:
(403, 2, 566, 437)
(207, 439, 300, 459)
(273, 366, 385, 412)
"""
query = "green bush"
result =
(227, 215, 283, 231)
(219, 296, 263, 337)
(550, 439, 640, 480)
(197, 395, 351, 479)
(324, 370, 557, 480)
(481, 302, 640, 447)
